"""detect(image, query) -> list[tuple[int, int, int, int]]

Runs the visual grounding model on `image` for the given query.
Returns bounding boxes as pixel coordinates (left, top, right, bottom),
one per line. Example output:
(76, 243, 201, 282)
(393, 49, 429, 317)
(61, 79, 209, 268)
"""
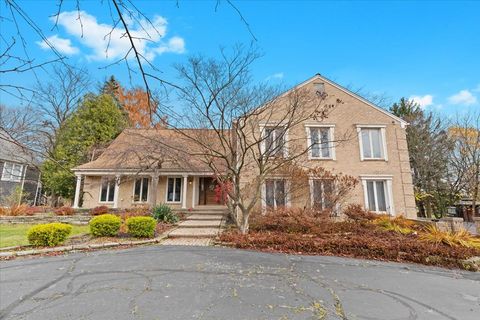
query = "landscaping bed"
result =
(0, 204, 183, 257)
(219, 207, 480, 271)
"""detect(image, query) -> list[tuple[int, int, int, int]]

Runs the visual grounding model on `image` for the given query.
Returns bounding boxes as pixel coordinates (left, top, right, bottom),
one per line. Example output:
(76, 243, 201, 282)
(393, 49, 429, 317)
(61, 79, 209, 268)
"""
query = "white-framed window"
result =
(264, 178, 289, 209)
(99, 178, 116, 203)
(1, 162, 24, 182)
(361, 177, 394, 214)
(306, 125, 335, 159)
(262, 126, 287, 157)
(133, 177, 149, 203)
(310, 179, 335, 210)
(166, 177, 182, 203)
(357, 126, 388, 160)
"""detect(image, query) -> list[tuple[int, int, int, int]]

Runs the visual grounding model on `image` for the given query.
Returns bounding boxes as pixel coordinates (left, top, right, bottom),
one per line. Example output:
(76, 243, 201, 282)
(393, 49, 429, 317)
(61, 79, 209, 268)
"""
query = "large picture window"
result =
(265, 179, 287, 208)
(166, 177, 182, 202)
(1, 162, 23, 182)
(100, 178, 116, 203)
(133, 178, 149, 202)
(359, 127, 387, 160)
(307, 126, 334, 159)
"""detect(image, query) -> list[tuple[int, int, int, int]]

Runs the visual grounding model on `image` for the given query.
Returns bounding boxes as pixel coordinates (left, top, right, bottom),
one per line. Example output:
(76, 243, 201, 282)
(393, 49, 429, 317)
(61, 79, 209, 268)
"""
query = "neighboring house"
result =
(73, 74, 416, 218)
(0, 134, 42, 206)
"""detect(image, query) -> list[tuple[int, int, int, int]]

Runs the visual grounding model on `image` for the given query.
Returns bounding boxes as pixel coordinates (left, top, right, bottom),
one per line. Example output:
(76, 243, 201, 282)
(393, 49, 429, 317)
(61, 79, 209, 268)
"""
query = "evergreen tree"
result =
(391, 98, 453, 217)
(42, 94, 128, 201)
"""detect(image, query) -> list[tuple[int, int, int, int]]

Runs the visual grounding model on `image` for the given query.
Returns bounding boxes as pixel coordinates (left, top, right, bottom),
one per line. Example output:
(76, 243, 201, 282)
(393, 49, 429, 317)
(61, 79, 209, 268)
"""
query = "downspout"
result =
(34, 171, 42, 206)
(18, 164, 28, 205)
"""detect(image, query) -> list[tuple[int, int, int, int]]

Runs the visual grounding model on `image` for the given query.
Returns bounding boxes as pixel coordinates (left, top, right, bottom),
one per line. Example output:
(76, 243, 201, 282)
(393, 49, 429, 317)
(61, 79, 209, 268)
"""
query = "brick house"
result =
(72, 74, 416, 218)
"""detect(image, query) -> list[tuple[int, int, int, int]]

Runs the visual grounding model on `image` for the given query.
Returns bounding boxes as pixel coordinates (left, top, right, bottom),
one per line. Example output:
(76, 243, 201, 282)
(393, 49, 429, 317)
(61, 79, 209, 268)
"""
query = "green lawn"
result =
(0, 224, 90, 248)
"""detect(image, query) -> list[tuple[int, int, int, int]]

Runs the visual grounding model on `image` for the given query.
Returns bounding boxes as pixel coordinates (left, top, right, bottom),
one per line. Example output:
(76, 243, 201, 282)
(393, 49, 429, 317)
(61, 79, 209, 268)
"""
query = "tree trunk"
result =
(239, 208, 250, 234)
(425, 200, 433, 218)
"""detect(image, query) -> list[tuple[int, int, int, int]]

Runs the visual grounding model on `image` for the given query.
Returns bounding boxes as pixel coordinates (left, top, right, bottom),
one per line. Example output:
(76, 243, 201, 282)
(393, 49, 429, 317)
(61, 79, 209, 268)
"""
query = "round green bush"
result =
(152, 204, 179, 223)
(126, 216, 156, 238)
(27, 223, 73, 247)
(89, 214, 121, 237)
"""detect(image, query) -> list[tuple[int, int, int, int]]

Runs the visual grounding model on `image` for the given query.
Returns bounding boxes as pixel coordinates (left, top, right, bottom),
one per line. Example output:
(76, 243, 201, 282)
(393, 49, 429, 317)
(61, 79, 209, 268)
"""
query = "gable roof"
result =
(73, 128, 227, 173)
(297, 74, 408, 127)
(0, 132, 37, 165)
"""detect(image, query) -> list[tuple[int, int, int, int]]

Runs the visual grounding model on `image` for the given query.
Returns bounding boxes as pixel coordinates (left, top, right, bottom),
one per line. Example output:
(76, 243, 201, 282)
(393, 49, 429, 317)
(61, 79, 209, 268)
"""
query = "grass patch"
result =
(0, 224, 90, 248)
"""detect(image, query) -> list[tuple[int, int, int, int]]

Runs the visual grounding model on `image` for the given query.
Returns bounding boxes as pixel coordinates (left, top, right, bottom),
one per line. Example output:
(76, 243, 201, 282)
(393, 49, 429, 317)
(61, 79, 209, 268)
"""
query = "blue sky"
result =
(1, 0, 479, 116)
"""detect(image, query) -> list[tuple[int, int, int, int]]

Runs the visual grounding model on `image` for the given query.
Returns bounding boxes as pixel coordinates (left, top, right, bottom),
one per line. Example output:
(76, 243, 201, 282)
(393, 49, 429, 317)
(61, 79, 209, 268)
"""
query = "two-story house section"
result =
(73, 74, 416, 218)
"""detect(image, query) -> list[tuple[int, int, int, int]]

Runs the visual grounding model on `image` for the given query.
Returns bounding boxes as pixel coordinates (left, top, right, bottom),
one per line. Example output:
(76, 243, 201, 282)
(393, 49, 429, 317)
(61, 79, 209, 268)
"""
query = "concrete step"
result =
(168, 227, 220, 238)
(187, 214, 225, 220)
(187, 210, 228, 215)
(179, 220, 222, 228)
(161, 238, 212, 246)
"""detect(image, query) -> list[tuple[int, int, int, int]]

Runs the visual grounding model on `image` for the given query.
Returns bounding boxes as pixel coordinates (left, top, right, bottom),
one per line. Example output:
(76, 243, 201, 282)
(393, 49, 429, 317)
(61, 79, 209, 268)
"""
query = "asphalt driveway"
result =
(0, 246, 479, 320)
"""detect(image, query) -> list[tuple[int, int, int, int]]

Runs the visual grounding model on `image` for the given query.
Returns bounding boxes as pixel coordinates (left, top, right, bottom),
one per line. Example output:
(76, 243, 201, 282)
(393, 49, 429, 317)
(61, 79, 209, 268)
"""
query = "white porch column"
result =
(113, 175, 121, 209)
(191, 177, 197, 209)
(150, 174, 159, 207)
(182, 174, 188, 209)
(73, 174, 82, 209)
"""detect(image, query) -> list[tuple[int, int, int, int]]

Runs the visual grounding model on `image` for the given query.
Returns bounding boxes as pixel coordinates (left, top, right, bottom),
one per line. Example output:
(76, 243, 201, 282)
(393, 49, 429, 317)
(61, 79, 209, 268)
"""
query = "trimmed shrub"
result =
(0, 204, 28, 216)
(90, 205, 110, 216)
(24, 206, 48, 216)
(54, 206, 75, 216)
(27, 223, 72, 247)
(343, 204, 377, 221)
(89, 214, 122, 237)
(152, 204, 179, 223)
(126, 216, 156, 238)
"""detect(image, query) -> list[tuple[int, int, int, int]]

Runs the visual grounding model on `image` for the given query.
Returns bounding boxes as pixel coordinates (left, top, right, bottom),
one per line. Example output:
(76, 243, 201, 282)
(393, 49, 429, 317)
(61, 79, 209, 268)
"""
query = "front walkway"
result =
(161, 207, 228, 246)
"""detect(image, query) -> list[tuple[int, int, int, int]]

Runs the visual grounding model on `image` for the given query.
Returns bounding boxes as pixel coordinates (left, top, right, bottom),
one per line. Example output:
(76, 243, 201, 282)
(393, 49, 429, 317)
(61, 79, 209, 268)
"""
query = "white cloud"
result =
(447, 90, 478, 105)
(265, 72, 284, 81)
(37, 35, 79, 55)
(409, 94, 434, 108)
(51, 11, 185, 61)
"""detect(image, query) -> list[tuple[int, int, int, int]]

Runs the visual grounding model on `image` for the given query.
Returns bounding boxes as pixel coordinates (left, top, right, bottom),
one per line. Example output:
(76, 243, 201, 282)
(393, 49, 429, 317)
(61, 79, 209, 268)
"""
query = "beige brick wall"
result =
(238, 78, 417, 218)
(79, 77, 416, 218)
(81, 175, 197, 210)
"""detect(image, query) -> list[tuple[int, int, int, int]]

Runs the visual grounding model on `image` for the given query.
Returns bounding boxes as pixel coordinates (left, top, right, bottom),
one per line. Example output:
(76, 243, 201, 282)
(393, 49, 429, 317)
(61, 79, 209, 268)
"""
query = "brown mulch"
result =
(219, 210, 480, 271)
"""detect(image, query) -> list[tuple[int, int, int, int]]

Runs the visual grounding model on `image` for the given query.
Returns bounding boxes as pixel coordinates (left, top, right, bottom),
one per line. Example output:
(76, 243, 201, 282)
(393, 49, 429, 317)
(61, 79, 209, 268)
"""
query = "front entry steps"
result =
(163, 207, 228, 246)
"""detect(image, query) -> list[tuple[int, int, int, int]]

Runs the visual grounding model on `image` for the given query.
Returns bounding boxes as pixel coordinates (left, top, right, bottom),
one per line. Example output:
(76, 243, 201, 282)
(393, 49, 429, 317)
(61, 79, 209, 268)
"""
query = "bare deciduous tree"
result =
(143, 46, 347, 233)
(449, 112, 480, 220)
(33, 65, 91, 152)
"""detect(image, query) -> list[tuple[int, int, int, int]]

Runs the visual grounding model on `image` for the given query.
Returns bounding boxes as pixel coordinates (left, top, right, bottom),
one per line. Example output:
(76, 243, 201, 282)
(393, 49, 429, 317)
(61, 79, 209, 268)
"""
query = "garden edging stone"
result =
(0, 234, 168, 259)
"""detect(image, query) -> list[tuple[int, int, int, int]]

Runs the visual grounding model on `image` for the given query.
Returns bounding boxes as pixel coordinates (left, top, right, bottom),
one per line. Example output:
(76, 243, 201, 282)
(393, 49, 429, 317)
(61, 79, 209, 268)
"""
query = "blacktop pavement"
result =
(1, 245, 479, 320)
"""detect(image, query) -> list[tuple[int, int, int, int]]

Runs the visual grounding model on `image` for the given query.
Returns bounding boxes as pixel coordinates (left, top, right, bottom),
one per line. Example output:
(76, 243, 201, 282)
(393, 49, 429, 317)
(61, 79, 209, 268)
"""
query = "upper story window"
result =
(1, 162, 23, 182)
(263, 126, 287, 157)
(100, 177, 116, 203)
(357, 126, 388, 161)
(306, 126, 335, 159)
(133, 177, 149, 203)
